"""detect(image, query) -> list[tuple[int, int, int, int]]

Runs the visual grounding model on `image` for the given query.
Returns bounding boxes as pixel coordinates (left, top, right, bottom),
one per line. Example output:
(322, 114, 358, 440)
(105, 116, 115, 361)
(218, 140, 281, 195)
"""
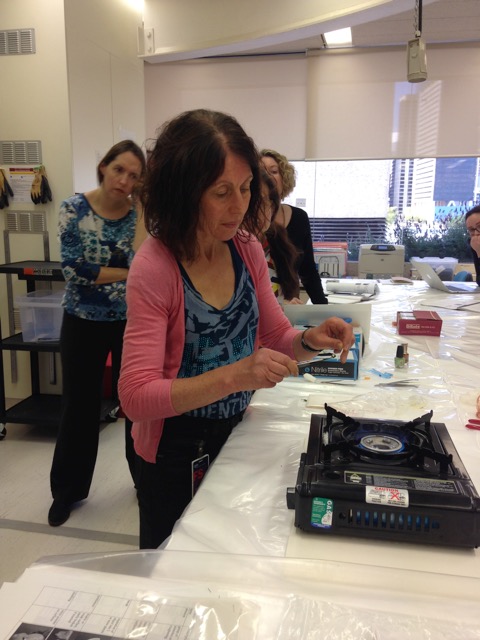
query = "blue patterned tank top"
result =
(178, 240, 258, 419)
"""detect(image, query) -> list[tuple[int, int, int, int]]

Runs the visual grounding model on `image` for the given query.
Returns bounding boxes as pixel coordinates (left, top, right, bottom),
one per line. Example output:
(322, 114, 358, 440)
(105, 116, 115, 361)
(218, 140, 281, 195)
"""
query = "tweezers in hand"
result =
(375, 379, 419, 387)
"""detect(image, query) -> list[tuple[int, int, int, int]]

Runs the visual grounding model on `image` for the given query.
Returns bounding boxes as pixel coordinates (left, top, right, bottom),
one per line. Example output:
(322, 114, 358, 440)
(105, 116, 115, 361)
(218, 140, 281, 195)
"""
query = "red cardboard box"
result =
(396, 310, 442, 336)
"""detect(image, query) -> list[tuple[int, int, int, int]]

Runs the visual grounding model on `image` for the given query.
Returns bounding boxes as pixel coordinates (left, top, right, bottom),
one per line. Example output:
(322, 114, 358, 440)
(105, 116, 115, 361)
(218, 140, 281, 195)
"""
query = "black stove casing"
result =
(287, 410, 480, 548)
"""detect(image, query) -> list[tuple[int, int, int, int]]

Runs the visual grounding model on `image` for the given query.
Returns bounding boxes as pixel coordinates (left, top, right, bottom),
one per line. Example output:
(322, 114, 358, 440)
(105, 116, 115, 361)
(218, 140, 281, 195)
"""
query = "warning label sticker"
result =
(365, 486, 409, 508)
(344, 470, 458, 494)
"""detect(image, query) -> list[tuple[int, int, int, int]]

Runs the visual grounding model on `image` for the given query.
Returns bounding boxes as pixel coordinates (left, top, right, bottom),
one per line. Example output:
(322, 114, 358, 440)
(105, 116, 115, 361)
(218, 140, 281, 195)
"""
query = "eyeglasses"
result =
(467, 225, 480, 237)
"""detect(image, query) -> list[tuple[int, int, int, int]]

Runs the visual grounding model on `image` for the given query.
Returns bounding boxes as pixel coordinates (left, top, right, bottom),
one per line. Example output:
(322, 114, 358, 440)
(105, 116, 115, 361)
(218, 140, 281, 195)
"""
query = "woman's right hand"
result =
(233, 348, 298, 391)
(170, 348, 298, 416)
(471, 235, 480, 258)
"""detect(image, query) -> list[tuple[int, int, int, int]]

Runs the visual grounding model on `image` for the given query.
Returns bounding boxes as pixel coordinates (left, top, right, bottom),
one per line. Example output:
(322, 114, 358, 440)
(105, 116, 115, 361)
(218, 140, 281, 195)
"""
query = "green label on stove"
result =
(311, 497, 334, 528)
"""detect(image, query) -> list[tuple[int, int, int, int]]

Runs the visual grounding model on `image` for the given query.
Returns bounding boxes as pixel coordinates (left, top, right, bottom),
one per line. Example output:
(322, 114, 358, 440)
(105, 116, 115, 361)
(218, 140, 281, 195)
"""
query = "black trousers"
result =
(50, 312, 134, 504)
(136, 411, 244, 549)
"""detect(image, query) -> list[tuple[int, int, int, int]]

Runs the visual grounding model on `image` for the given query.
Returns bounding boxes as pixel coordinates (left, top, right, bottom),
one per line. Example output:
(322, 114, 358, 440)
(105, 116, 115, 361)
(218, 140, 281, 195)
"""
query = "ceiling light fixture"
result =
(407, 0, 427, 82)
(323, 27, 352, 48)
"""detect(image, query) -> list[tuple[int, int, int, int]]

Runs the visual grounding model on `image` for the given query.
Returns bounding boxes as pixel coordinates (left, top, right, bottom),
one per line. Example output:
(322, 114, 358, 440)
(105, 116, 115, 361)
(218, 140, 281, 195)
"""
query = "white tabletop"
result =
(165, 281, 480, 590)
(3, 281, 480, 637)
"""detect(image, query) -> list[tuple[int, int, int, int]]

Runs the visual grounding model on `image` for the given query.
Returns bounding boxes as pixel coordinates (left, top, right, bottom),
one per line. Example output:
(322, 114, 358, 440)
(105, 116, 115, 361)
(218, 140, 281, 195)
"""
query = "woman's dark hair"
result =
(97, 140, 146, 184)
(261, 170, 300, 300)
(143, 109, 263, 261)
(261, 168, 280, 216)
(465, 204, 480, 221)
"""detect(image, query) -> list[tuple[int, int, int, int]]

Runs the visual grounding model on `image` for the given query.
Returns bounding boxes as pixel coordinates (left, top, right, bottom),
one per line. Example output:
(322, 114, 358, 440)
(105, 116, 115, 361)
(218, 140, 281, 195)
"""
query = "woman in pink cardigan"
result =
(119, 109, 354, 549)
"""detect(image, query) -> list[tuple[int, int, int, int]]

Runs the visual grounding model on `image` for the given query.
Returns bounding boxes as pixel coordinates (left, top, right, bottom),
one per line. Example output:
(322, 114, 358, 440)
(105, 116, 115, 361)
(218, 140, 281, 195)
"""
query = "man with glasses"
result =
(465, 205, 480, 285)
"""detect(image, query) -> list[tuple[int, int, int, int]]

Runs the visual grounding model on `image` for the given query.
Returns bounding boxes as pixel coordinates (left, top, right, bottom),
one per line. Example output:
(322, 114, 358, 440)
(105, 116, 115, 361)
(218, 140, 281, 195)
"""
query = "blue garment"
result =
(58, 193, 137, 321)
(178, 241, 258, 419)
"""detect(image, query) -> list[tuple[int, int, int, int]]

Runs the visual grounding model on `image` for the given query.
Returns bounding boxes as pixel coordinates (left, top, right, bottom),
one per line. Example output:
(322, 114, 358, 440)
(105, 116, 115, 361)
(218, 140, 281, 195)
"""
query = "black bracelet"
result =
(301, 329, 320, 353)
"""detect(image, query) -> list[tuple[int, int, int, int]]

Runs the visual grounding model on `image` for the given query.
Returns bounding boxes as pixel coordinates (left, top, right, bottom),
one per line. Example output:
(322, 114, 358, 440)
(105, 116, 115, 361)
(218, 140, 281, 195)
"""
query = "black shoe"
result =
(48, 500, 71, 527)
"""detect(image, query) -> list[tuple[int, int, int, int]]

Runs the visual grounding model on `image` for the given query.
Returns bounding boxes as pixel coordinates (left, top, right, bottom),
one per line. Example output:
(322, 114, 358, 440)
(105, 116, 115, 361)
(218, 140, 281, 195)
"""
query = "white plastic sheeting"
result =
(166, 281, 480, 557)
(21, 550, 480, 638)
(5, 281, 479, 639)
(160, 280, 480, 631)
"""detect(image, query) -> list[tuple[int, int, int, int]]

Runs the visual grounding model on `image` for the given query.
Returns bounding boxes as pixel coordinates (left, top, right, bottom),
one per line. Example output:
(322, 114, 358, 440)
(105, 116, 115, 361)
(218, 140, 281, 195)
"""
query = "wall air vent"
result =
(0, 28, 36, 55)
(6, 211, 47, 232)
(0, 140, 42, 164)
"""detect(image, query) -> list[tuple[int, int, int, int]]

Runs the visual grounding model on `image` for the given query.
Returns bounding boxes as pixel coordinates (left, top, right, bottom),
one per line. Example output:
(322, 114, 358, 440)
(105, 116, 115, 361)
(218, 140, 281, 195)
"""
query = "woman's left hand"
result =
(284, 297, 303, 305)
(300, 318, 355, 363)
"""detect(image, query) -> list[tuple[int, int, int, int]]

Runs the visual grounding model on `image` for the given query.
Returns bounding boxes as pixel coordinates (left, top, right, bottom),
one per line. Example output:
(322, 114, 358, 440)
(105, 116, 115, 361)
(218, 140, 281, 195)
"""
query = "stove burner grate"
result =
(323, 405, 452, 472)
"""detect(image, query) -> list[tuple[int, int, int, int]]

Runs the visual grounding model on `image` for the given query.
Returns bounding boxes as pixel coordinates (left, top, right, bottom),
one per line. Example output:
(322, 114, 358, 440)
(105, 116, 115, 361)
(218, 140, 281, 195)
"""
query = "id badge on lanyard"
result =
(191, 454, 209, 497)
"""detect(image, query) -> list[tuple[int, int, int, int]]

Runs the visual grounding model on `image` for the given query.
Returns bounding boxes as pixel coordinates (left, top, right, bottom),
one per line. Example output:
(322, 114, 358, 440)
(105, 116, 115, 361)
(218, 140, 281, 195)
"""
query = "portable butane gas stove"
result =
(286, 405, 480, 547)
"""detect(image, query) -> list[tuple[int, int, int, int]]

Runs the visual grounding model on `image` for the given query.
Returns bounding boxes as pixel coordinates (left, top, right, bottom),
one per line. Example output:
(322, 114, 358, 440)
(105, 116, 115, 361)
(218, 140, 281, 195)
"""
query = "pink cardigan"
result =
(119, 233, 298, 462)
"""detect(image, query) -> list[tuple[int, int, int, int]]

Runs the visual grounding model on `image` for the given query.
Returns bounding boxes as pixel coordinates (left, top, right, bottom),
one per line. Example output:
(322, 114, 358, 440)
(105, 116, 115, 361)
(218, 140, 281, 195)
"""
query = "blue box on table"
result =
(298, 349, 359, 380)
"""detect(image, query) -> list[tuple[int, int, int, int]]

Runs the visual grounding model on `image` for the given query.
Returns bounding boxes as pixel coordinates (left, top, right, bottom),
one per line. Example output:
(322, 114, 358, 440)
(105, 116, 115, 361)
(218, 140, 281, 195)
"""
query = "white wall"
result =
(1, 0, 73, 261)
(64, 0, 145, 192)
(144, 45, 480, 161)
(306, 46, 480, 160)
(145, 56, 308, 159)
(1, 0, 145, 400)
(1, 0, 72, 399)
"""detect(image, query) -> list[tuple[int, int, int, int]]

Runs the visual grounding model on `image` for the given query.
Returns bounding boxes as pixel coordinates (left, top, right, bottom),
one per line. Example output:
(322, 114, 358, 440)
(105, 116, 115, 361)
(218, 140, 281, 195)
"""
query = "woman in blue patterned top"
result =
(48, 140, 146, 528)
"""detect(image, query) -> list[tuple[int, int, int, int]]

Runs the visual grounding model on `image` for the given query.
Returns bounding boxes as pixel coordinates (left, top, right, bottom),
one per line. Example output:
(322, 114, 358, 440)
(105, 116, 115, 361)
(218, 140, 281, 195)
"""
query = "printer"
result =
(358, 244, 405, 278)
